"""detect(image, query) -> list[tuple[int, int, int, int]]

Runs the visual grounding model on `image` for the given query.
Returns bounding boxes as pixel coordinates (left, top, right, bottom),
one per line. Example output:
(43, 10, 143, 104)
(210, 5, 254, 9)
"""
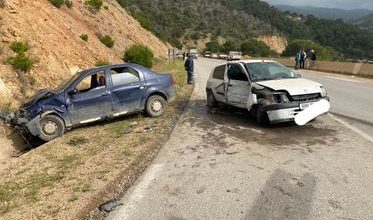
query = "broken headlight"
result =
(273, 92, 290, 104)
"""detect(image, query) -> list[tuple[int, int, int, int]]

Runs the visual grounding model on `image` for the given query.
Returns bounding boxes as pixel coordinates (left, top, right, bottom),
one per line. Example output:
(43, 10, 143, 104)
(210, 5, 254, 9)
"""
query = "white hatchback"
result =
(206, 60, 330, 125)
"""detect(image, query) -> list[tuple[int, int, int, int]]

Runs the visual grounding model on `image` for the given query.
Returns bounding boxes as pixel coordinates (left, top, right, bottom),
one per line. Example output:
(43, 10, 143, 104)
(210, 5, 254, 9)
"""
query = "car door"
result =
(211, 64, 227, 103)
(109, 66, 146, 116)
(66, 70, 113, 125)
(225, 63, 252, 108)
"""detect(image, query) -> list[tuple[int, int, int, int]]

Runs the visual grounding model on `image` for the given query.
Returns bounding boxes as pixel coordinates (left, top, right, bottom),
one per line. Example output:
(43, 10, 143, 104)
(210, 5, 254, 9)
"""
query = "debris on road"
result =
(98, 199, 123, 213)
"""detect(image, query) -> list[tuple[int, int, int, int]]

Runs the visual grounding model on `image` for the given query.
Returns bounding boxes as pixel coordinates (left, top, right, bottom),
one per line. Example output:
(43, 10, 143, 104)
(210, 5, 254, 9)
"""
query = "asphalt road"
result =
(108, 58, 373, 220)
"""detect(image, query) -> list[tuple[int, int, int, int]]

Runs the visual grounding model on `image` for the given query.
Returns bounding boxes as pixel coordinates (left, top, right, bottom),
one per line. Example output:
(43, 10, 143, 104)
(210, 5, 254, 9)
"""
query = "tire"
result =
(145, 95, 167, 118)
(207, 90, 218, 108)
(255, 107, 270, 126)
(38, 115, 65, 142)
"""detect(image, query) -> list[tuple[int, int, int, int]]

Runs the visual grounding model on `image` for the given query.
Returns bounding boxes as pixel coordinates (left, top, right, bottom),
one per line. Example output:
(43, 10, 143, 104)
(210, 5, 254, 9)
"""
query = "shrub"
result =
(99, 35, 114, 48)
(8, 53, 34, 72)
(123, 45, 154, 68)
(65, 0, 73, 8)
(94, 60, 111, 67)
(80, 34, 88, 42)
(10, 41, 29, 53)
(49, 0, 64, 8)
(241, 39, 277, 57)
(103, 5, 108, 10)
(85, 0, 103, 11)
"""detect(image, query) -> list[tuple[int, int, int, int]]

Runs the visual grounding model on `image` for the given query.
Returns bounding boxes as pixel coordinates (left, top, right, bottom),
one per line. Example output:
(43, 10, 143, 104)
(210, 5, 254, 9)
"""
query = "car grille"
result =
(291, 93, 321, 102)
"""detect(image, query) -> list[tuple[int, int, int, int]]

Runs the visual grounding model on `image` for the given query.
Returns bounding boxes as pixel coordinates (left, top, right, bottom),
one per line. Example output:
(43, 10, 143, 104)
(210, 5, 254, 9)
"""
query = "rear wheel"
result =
(38, 115, 65, 142)
(207, 90, 218, 108)
(145, 95, 167, 117)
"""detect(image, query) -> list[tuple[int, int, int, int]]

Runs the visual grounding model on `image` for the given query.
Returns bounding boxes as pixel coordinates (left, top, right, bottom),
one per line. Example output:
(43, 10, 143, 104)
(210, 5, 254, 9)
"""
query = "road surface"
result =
(108, 58, 373, 220)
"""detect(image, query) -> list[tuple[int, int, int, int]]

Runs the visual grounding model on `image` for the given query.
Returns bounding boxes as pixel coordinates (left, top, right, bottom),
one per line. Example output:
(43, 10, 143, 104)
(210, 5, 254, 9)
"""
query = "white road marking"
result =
(329, 113, 373, 144)
(325, 76, 363, 84)
(109, 164, 164, 220)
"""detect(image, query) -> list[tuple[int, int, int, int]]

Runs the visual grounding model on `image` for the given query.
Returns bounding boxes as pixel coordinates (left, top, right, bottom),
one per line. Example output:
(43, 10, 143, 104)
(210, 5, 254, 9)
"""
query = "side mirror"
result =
(68, 89, 78, 96)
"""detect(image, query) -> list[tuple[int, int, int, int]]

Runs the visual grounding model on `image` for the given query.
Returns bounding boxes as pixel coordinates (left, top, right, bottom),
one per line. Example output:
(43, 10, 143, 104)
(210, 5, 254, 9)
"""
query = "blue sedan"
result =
(8, 63, 177, 142)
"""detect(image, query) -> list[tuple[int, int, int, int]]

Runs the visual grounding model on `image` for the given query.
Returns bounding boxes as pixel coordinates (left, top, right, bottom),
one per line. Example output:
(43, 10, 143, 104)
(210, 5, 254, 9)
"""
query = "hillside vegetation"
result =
(0, 0, 168, 109)
(352, 13, 373, 30)
(118, 0, 373, 60)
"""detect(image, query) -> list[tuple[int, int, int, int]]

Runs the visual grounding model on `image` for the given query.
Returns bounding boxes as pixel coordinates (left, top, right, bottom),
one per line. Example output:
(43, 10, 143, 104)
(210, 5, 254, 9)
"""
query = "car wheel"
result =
(146, 95, 167, 117)
(38, 115, 65, 142)
(255, 108, 270, 126)
(207, 90, 218, 108)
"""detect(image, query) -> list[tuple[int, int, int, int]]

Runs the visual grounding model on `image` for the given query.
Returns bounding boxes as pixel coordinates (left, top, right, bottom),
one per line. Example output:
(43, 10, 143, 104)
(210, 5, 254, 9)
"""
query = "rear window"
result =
(213, 65, 225, 80)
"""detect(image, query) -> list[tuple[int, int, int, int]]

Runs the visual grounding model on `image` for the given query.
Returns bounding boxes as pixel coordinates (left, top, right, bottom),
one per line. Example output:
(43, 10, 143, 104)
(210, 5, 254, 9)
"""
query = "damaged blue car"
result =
(2, 63, 177, 142)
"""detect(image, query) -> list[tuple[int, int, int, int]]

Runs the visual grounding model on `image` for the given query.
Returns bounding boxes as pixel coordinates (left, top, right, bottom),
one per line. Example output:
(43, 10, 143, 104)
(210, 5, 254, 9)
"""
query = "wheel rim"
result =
(151, 100, 163, 112)
(42, 120, 58, 135)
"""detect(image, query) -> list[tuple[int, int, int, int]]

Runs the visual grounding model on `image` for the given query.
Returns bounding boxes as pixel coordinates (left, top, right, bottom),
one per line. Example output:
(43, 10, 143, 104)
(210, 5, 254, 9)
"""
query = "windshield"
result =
(244, 62, 296, 82)
(53, 71, 82, 92)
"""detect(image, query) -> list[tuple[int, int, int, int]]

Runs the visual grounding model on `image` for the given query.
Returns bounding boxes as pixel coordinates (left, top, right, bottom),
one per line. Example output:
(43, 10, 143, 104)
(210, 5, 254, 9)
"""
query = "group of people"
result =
(295, 49, 317, 70)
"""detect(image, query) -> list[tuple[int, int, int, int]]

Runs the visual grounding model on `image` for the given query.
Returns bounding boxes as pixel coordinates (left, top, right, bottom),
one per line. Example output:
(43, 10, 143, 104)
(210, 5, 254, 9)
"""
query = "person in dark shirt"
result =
(184, 53, 194, 84)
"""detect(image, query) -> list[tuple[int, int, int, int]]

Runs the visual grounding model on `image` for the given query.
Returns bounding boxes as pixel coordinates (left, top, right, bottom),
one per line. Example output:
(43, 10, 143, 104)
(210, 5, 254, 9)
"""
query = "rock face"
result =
(0, 0, 169, 108)
(257, 35, 288, 54)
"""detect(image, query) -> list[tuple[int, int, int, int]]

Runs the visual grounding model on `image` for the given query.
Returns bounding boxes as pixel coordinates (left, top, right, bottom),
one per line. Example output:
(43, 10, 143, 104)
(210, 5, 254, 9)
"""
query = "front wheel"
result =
(145, 95, 167, 117)
(38, 115, 65, 142)
(207, 90, 218, 108)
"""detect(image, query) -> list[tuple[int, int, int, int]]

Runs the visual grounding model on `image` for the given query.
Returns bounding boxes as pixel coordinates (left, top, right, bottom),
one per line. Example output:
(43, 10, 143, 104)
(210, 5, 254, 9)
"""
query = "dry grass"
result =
(0, 60, 192, 220)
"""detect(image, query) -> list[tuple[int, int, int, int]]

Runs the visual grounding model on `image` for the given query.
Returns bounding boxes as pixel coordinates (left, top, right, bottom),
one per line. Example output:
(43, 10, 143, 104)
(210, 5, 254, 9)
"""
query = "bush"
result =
(65, 0, 73, 8)
(8, 53, 34, 72)
(94, 60, 111, 67)
(124, 45, 154, 68)
(49, 0, 64, 8)
(241, 39, 277, 57)
(10, 41, 29, 53)
(85, 0, 103, 11)
(80, 34, 88, 42)
(99, 35, 114, 48)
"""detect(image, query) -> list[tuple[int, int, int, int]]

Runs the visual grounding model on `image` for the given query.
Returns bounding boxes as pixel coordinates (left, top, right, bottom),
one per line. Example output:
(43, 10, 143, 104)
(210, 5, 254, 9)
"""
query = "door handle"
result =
(228, 84, 233, 87)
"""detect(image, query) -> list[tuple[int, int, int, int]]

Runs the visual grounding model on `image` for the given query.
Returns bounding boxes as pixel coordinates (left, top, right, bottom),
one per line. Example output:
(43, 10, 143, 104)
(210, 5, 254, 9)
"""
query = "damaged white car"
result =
(206, 60, 330, 125)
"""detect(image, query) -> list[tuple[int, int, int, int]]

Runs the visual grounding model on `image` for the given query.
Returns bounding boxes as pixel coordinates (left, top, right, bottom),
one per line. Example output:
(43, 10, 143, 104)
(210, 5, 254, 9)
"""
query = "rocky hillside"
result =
(0, 0, 169, 108)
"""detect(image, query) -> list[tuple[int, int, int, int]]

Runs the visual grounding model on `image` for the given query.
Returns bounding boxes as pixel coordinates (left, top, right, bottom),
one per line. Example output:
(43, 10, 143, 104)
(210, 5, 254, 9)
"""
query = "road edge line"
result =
(328, 113, 373, 144)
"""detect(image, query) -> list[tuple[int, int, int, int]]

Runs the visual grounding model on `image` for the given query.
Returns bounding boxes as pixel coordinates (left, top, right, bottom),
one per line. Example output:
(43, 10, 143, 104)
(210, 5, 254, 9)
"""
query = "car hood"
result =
(21, 89, 55, 108)
(255, 78, 322, 96)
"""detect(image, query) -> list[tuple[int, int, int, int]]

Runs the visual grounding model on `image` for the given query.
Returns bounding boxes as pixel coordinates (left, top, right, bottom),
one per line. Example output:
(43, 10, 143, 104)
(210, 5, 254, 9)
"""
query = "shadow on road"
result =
(245, 169, 316, 220)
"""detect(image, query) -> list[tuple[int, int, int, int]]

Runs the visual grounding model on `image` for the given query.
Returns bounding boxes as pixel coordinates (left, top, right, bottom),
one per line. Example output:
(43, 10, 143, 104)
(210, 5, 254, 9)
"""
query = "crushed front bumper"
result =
(263, 97, 330, 124)
(0, 110, 42, 136)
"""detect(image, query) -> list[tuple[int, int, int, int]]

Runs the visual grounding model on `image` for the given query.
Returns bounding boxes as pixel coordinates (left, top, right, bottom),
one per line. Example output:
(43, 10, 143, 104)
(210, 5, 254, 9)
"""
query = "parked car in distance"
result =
(211, 53, 218, 59)
(206, 60, 330, 125)
(204, 51, 212, 58)
(218, 53, 228, 60)
(189, 49, 198, 59)
(228, 51, 242, 61)
(6, 64, 176, 142)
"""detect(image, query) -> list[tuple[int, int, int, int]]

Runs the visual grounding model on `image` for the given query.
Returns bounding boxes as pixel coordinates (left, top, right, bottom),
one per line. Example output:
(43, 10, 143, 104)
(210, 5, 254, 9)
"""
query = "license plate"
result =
(300, 102, 313, 110)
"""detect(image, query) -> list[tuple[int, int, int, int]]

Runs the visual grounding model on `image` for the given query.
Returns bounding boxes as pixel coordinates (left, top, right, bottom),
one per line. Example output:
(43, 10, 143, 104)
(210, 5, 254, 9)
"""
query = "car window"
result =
(244, 62, 296, 81)
(213, 65, 225, 80)
(75, 70, 106, 93)
(227, 64, 248, 81)
(110, 67, 140, 87)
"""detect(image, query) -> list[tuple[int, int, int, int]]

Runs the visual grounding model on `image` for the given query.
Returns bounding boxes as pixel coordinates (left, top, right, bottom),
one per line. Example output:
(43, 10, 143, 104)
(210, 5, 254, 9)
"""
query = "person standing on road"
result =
(300, 50, 307, 69)
(184, 53, 194, 84)
(295, 50, 301, 69)
(310, 49, 317, 69)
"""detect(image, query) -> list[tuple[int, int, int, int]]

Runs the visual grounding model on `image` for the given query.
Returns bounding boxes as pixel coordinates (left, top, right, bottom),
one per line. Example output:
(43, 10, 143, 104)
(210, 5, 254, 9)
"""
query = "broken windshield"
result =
(244, 62, 296, 82)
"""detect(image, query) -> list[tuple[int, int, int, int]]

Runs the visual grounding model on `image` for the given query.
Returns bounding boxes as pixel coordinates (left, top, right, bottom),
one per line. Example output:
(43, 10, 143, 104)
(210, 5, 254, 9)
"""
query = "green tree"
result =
(124, 45, 154, 68)
(205, 41, 222, 53)
(241, 39, 275, 57)
(222, 40, 240, 53)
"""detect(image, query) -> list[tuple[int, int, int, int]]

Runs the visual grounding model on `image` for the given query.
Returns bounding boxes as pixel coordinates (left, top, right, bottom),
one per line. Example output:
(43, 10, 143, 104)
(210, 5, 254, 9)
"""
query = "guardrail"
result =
(272, 58, 373, 78)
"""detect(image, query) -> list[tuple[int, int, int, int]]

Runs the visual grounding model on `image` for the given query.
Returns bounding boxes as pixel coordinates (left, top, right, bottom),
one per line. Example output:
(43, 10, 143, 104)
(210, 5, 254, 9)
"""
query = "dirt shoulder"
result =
(0, 60, 192, 220)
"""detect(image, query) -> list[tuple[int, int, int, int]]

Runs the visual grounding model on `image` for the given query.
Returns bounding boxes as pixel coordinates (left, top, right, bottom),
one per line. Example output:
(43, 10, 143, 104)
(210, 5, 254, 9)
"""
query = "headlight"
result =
(320, 86, 327, 97)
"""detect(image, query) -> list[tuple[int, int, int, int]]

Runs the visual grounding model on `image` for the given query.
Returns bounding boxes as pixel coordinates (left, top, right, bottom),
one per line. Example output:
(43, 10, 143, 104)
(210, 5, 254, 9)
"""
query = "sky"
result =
(263, 0, 373, 10)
